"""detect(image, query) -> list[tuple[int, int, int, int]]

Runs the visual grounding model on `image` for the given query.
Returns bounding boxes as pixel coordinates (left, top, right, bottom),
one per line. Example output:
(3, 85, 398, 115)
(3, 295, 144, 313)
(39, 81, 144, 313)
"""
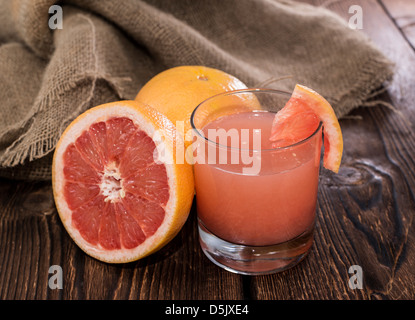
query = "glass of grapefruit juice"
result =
(191, 88, 323, 275)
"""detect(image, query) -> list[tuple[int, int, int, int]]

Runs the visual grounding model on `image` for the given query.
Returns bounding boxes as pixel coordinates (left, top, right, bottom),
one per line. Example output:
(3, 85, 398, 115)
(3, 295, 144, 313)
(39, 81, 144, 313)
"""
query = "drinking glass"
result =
(190, 88, 323, 275)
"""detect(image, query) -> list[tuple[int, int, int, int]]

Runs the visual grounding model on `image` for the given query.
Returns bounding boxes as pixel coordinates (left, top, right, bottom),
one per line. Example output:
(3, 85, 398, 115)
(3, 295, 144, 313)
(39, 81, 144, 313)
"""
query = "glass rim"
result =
(190, 88, 323, 152)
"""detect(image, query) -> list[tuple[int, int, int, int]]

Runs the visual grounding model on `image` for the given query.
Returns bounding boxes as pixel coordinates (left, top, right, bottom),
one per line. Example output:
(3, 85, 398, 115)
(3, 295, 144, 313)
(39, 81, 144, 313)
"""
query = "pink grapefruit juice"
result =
(193, 111, 322, 246)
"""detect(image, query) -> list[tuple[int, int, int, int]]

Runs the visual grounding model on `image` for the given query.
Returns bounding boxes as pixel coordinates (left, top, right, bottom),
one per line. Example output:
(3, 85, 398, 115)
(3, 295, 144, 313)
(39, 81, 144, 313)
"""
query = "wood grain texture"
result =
(381, 0, 415, 51)
(0, 0, 414, 300)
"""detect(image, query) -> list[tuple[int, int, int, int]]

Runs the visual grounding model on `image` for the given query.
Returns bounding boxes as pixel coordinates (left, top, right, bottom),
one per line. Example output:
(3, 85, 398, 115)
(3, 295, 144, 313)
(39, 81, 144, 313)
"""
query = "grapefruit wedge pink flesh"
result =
(270, 97, 320, 147)
(63, 117, 169, 250)
(270, 84, 343, 173)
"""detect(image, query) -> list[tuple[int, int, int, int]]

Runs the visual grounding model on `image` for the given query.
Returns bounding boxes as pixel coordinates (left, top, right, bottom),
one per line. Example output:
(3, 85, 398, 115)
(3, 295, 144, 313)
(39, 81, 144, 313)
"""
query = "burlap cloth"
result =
(0, 0, 393, 180)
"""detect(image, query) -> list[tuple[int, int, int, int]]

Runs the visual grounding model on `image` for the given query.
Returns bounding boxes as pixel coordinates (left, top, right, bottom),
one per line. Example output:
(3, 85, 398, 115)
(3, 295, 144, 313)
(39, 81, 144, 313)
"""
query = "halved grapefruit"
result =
(270, 84, 343, 173)
(52, 101, 194, 263)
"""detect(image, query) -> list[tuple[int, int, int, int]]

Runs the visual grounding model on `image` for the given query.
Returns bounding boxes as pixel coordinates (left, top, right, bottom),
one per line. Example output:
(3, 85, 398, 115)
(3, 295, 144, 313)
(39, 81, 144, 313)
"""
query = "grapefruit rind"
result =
(52, 101, 194, 263)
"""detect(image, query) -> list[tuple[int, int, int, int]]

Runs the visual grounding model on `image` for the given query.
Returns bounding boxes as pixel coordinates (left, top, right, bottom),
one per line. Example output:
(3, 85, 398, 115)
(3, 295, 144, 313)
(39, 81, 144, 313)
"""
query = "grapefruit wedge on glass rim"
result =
(270, 84, 343, 173)
(52, 101, 194, 263)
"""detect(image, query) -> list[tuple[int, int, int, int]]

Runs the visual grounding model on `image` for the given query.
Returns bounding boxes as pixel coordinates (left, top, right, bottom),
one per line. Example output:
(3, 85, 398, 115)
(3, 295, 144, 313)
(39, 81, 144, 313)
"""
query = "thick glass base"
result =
(198, 219, 314, 275)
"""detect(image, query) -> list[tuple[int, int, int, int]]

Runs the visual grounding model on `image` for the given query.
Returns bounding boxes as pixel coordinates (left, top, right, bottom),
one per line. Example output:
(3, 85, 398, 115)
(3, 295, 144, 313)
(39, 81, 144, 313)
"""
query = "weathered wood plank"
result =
(381, 0, 415, 51)
(0, 181, 54, 300)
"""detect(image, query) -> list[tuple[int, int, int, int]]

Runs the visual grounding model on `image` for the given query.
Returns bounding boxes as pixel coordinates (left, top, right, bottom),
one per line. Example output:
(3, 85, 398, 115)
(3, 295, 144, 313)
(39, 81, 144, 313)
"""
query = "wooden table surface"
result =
(1, 0, 415, 300)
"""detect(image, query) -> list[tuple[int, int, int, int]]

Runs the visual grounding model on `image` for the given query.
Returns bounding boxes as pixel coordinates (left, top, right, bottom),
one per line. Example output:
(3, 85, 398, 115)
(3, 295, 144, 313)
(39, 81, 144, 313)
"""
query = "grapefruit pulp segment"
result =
(113, 201, 146, 249)
(106, 117, 138, 163)
(63, 181, 100, 210)
(88, 122, 109, 164)
(63, 144, 101, 184)
(72, 194, 105, 246)
(118, 130, 157, 178)
(75, 130, 105, 172)
(121, 192, 164, 237)
(122, 164, 170, 205)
